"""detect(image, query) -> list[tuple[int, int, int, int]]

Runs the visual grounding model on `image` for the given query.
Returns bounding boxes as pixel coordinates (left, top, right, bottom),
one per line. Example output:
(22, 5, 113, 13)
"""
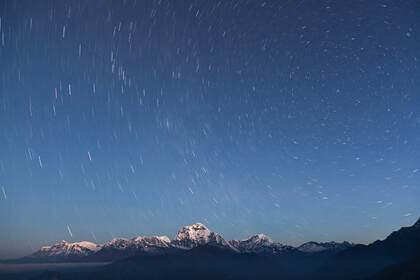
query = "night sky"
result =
(1, 0, 420, 259)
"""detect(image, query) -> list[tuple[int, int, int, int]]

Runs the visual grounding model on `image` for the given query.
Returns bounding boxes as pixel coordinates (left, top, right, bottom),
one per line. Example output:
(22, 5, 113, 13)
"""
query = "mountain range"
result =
(14, 222, 352, 263)
(2, 217, 420, 280)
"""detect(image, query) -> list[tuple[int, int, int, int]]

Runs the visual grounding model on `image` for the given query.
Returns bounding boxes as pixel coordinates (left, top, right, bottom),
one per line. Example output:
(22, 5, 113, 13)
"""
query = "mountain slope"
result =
(318, 217, 420, 279)
(368, 252, 420, 280)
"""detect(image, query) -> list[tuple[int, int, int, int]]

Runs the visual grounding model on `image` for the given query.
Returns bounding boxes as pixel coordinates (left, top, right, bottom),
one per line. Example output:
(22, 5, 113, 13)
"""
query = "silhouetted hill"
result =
(367, 252, 420, 280)
(318, 217, 420, 280)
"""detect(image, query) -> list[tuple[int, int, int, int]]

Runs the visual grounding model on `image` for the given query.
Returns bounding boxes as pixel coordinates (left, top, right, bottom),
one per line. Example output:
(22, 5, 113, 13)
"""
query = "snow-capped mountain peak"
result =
(132, 236, 171, 248)
(230, 234, 291, 254)
(32, 240, 101, 259)
(297, 241, 352, 253)
(134, 235, 170, 243)
(247, 233, 273, 244)
(90, 235, 172, 260)
(71, 241, 102, 252)
(103, 238, 131, 250)
(174, 223, 212, 243)
(172, 223, 237, 251)
(24, 222, 359, 262)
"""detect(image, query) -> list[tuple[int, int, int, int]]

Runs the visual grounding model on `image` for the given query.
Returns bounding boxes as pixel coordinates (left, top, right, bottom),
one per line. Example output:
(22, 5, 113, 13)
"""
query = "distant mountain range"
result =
(14, 222, 353, 263)
(3, 218, 420, 280)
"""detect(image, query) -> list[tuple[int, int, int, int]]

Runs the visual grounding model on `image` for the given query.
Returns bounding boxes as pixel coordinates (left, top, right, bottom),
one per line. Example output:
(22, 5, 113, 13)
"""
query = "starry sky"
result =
(1, 0, 420, 259)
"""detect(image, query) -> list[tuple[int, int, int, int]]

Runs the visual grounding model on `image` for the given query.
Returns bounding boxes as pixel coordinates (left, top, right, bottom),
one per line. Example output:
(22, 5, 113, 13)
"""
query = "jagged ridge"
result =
(23, 221, 365, 262)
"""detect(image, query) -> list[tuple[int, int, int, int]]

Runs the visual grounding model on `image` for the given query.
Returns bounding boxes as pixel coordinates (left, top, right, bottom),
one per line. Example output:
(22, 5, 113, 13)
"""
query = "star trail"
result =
(0, 0, 419, 259)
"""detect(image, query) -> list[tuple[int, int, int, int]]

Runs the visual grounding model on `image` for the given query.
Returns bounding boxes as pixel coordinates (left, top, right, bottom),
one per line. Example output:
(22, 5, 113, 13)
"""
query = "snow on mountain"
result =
(133, 235, 171, 246)
(25, 222, 356, 262)
(32, 240, 102, 258)
(230, 234, 293, 254)
(102, 238, 131, 250)
(131, 236, 171, 251)
(171, 223, 238, 251)
(297, 241, 353, 253)
(100, 236, 171, 253)
(88, 235, 173, 261)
